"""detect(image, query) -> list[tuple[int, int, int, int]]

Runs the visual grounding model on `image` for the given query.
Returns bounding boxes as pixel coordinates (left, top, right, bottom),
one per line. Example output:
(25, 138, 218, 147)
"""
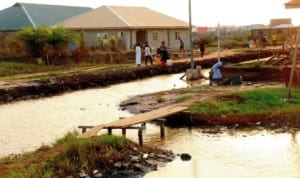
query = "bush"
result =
(16, 26, 78, 64)
(0, 35, 29, 59)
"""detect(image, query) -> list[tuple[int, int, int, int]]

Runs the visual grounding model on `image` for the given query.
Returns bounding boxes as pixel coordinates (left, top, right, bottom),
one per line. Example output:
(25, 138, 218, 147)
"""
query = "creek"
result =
(0, 71, 299, 178)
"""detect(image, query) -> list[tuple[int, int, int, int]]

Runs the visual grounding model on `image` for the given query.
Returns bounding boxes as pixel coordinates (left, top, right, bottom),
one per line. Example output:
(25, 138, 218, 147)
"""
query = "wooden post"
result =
(287, 26, 300, 100)
(158, 119, 166, 138)
(82, 127, 87, 133)
(141, 122, 146, 129)
(108, 128, 112, 135)
(122, 128, 126, 137)
(138, 128, 143, 145)
(78, 126, 93, 134)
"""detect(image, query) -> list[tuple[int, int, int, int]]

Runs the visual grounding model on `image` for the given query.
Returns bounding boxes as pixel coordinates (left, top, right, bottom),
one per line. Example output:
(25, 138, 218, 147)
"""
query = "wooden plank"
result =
(78, 124, 104, 138)
(103, 105, 188, 128)
(79, 105, 188, 138)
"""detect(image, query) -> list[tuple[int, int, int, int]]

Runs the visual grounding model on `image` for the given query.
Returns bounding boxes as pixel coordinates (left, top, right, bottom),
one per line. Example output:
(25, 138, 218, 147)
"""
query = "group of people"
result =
(135, 41, 169, 66)
(135, 36, 206, 67)
(178, 37, 205, 57)
(135, 39, 228, 86)
(134, 42, 154, 66)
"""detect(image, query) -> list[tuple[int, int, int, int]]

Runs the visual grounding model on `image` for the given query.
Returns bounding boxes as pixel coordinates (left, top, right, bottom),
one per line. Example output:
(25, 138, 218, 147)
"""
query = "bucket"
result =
(154, 56, 161, 65)
(166, 59, 172, 66)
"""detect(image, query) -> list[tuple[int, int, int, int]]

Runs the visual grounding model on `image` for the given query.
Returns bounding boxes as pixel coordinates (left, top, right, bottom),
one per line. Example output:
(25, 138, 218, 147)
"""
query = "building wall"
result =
(83, 29, 130, 49)
(251, 27, 297, 42)
(145, 29, 189, 51)
(81, 28, 189, 51)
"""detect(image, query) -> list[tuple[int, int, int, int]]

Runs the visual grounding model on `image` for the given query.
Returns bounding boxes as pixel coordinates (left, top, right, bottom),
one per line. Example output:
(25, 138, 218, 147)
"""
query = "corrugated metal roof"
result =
(0, 4, 32, 31)
(61, 5, 189, 30)
(0, 2, 92, 31)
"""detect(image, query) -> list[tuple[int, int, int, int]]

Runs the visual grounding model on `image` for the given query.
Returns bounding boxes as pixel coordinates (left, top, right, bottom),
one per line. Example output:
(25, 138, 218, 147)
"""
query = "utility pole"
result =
(287, 26, 300, 100)
(217, 23, 221, 62)
(188, 0, 194, 69)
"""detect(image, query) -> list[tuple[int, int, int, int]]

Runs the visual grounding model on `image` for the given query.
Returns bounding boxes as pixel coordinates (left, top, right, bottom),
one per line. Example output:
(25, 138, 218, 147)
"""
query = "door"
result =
(136, 30, 147, 45)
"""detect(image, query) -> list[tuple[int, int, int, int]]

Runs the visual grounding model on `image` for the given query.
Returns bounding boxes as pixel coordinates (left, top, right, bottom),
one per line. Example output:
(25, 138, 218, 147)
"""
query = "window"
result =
(117, 32, 123, 38)
(97, 33, 108, 39)
(152, 32, 158, 40)
(175, 32, 180, 40)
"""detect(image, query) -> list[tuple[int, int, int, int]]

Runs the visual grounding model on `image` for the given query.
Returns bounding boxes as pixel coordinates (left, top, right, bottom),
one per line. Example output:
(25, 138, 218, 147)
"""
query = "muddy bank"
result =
(166, 111, 300, 130)
(119, 82, 300, 130)
(0, 49, 278, 104)
(0, 136, 177, 178)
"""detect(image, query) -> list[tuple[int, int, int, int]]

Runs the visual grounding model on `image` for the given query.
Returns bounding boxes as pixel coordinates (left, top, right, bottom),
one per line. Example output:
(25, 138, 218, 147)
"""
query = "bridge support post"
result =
(78, 126, 93, 134)
(122, 128, 126, 137)
(160, 124, 165, 138)
(108, 128, 112, 135)
(138, 128, 143, 145)
(158, 119, 166, 138)
(141, 122, 146, 129)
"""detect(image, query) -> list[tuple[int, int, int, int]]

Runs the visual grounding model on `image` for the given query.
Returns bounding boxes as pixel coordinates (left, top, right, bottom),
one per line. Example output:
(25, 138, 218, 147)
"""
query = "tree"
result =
(16, 26, 78, 64)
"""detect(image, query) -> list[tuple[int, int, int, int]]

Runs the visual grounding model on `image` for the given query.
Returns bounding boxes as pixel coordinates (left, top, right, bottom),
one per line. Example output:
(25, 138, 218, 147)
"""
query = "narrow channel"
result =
(0, 71, 299, 178)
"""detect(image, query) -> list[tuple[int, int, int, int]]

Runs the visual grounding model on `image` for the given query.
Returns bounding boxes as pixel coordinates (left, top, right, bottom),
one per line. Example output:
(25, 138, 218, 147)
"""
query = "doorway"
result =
(136, 30, 147, 46)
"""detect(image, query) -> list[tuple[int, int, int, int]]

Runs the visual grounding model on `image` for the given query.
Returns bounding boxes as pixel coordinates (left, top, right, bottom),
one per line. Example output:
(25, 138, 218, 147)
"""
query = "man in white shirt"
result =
(144, 42, 153, 65)
(135, 42, 141, 66)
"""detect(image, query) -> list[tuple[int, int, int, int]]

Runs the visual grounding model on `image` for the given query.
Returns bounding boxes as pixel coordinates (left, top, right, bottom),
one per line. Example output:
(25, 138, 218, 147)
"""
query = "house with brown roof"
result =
(59, 5, 190, 50)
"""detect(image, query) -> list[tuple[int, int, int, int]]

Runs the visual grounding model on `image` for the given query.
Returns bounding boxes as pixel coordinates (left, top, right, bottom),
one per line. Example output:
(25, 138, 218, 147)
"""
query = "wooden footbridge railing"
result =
(79, 105, 188, 145)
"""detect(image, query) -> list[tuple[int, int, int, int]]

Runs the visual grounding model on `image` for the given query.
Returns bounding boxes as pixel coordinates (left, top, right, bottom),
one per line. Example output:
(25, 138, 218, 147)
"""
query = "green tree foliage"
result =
(16, 26, 78, 64)
(73, 31, 89, 63)
(109, 35, 119, 51)
(97, 35, 121, 51)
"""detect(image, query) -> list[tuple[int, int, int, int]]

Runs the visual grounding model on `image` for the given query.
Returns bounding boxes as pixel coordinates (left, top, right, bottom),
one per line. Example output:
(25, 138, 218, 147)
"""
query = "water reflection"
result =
(145, 128, 300, 178)
(0, 71, 299, 178)
(0, 73, 203, 157)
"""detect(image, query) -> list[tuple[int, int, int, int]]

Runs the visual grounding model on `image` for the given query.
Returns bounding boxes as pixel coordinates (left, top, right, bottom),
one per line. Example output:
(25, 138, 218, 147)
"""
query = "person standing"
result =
(261, 35, 267, 48)
(144, 42, 153, 65)
(178, 37, 184, 53)
(271, 33, 277, 46)
(199, 41, 205, 57)
(159, 41, 168, 65)
(211, 60, 223, 85)
(135, 42, 141, 66)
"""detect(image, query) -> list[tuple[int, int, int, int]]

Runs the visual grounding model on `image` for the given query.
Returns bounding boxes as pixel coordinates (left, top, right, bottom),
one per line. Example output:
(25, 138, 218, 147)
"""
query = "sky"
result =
(0, 0, 300, 27)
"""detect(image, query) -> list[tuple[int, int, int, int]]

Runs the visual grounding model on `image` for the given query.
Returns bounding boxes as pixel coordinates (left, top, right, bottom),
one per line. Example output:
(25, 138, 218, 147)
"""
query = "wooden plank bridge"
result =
(79, 105, 188, 144)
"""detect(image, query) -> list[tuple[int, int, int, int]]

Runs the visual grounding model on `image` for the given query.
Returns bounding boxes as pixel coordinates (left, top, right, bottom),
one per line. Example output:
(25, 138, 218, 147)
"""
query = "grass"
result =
(190, 87, 300, 116)
(156, 95, 166, 103)
(0, 132, 128, 178)
(175, 94, 192, 103)
(0, 61, 133, 81)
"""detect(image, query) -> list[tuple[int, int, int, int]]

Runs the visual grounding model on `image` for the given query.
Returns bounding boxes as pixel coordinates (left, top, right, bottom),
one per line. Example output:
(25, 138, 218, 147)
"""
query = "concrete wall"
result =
(82, 28, 189, 50)
(83, 29, 130, 49)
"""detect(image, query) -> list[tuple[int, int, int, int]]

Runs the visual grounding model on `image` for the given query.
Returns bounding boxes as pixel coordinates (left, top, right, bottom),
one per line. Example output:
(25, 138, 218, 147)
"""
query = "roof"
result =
(61, 5, 189, 30)
(269, 18, 292, 27)
(0, 2, 92, 31)
(272, 24, 294, 29)
(285, 0, 300, 8)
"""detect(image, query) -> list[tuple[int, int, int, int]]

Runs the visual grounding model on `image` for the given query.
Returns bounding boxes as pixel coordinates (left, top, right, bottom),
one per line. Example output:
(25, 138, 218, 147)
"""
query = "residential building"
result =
(60, 5, 190, 50)
(0, 2, 92, 32)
